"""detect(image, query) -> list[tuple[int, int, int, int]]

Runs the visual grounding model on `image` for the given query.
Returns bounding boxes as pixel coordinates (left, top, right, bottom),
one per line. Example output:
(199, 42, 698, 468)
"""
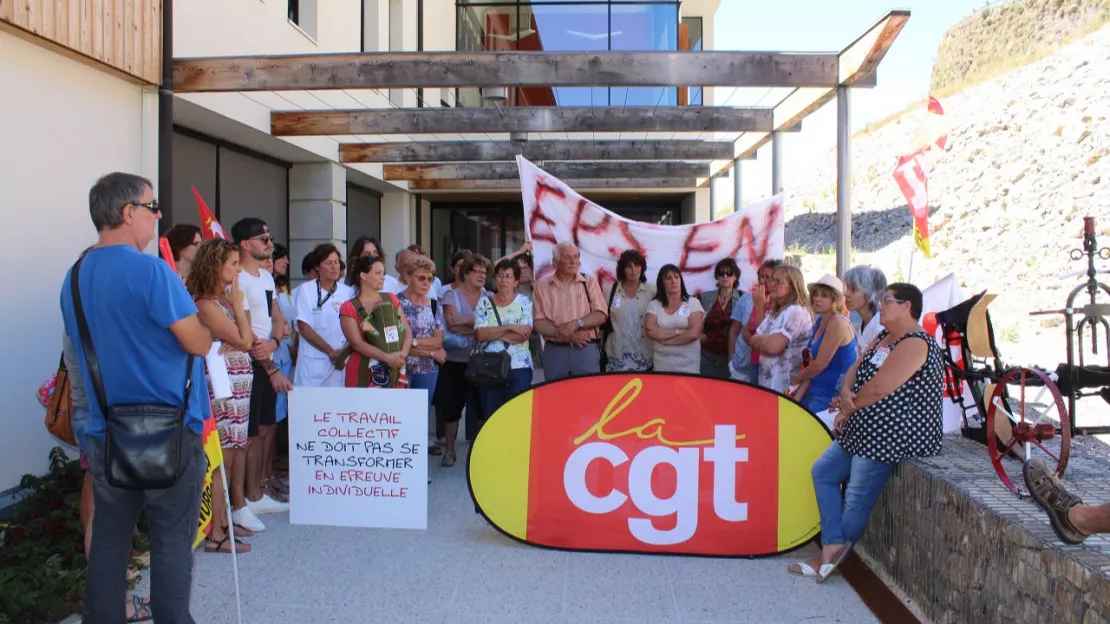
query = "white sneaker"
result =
(247, 493, 289, 515)
(233, 506, 266, 532)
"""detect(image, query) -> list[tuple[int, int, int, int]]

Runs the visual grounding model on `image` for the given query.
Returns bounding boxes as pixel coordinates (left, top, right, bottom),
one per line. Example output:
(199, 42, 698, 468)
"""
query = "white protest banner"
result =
(289, 387, 428, 529)
(517, 156, 784, 295)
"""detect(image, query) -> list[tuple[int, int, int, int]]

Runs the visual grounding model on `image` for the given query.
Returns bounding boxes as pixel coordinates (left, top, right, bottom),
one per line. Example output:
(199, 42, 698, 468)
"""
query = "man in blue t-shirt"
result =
(60, 172, 213, 624)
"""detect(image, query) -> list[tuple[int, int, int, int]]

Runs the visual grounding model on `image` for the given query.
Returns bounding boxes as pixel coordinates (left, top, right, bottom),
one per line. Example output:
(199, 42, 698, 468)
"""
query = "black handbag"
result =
(71, 255, 194, 490)
(465, 297, 512, 387)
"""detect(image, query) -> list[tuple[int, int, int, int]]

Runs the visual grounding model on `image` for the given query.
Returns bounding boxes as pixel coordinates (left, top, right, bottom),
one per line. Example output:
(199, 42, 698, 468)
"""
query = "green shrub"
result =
(0, 448, 87, 624)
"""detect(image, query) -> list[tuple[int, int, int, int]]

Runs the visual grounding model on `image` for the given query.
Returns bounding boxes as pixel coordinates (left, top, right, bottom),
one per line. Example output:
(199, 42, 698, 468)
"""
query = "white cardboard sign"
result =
(289, 387, 428, 529)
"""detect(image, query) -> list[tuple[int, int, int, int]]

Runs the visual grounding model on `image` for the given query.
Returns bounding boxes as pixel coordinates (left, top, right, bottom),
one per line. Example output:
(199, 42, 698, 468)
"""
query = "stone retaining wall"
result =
(856, 435, 1110, 623)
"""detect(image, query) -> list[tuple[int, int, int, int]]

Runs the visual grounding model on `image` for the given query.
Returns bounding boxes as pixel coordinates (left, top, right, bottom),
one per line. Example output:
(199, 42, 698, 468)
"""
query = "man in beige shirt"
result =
(532, 242, 608, 381)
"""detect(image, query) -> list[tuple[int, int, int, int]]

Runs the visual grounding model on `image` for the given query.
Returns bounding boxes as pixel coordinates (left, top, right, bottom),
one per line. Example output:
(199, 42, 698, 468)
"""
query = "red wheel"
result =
(985, 366, 1070, 497)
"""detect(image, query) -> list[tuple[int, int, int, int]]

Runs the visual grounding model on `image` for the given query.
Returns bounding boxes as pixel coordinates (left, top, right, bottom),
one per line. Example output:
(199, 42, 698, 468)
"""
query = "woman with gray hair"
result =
(842, 265, 887, 355)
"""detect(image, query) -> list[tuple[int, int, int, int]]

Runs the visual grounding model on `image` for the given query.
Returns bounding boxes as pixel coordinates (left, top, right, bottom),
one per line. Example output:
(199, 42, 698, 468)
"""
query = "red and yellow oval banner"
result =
(467, 373, 832, 557)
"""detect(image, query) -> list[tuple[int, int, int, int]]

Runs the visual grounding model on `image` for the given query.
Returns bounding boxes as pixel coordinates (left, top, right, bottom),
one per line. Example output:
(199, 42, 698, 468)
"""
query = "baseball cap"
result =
(231, 217, 268, 243)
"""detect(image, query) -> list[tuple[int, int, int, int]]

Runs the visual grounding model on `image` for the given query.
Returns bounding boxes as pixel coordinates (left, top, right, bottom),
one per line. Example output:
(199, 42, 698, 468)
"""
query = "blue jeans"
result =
(408, 371, 439, 409)
(84, 432, 206, 623)
(274, 357, 292, 422)
(480, 368, 533, 420)
(811, 441, 895, 545)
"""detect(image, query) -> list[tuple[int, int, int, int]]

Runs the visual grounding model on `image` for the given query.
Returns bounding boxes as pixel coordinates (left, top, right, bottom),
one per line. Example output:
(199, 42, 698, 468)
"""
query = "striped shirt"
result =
(532, 272, 608, 341)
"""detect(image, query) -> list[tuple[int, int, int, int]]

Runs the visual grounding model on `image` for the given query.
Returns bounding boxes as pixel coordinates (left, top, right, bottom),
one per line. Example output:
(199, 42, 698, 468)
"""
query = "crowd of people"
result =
(59, 172, 948, 621)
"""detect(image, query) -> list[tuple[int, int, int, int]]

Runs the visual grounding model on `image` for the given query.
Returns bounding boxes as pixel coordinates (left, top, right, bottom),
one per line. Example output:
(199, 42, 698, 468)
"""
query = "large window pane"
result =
(526, 2, 608, 106)
(457, 3, 521, 106)
(610, 3, 677, 107)
(682, 16, 703, 105)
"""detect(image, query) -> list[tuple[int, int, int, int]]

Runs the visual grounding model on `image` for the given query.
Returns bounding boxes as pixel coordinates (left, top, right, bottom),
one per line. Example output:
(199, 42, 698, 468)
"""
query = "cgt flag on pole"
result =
(193, 186, 230, 241)
(892, 96, 949, 258)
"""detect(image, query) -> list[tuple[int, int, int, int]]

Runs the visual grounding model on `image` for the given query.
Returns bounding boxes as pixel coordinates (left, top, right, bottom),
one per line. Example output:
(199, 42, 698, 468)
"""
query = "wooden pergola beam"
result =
(384, 161, 708, 181)
(173, 51, 840, 92)
(707, 9, 910, 183)
(340, 140, 735, 163)
(407, 178, 699, 191)
(273, 107, 772, 136)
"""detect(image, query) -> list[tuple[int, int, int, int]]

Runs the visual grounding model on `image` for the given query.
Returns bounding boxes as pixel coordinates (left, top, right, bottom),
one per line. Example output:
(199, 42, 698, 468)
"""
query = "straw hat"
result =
(808, 273, 844, 295)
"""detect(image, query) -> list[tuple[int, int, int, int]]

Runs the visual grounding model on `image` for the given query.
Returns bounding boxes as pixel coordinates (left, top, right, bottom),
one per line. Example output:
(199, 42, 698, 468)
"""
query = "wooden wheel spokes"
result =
(985, 366, 1071, 498)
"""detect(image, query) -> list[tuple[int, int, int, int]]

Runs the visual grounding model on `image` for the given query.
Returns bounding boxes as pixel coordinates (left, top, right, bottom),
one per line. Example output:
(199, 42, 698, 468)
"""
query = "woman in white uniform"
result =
(293, 244, 354, 387)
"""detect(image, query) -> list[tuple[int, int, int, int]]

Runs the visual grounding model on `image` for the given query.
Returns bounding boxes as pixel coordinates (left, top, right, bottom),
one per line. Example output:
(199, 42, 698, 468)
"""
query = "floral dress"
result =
(606, 284, 653, 373)
(205, 299, 253, 449)
(474, 294, 534, 370)
(755, 303, 813, 393)
(397, 292, 445, 374)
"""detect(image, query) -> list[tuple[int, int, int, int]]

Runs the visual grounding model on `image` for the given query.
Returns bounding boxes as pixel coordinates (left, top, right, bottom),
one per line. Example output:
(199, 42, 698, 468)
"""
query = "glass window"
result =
(611, 2, 677, 107)
(526, 2, 609, 106)
(682, 16, 703, 105)
(455, 1, 680, 108)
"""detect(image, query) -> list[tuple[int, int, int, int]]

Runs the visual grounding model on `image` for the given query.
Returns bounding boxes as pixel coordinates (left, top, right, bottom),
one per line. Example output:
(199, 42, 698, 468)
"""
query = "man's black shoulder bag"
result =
(71, 255, 194, 490)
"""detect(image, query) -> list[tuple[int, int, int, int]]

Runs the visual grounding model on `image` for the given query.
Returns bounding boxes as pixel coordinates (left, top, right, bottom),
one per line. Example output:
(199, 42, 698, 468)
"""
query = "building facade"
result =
(1, 0, 719, 491)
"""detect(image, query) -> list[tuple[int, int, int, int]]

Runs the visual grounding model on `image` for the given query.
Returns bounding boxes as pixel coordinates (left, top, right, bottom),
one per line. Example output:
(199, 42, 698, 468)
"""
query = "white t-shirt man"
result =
(239, 268, 276, 347)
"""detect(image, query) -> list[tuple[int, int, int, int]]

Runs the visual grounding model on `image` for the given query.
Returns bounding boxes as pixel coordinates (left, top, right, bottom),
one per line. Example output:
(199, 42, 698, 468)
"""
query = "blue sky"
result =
(712, 0, 988, 200)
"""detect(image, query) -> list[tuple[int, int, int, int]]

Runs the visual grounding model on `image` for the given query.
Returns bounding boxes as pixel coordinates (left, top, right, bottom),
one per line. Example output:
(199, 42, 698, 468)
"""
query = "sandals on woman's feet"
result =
(787, 557, 821, 577)
(442, 450, 457, 467)
(816, 542, 854, 584)
(204, 535, 251, 554)
(125, 594, 153, 623)
(225, 524, 254, 538)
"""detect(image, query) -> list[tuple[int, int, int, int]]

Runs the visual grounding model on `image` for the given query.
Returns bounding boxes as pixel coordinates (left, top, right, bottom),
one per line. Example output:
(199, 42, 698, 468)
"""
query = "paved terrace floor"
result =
(177, 437, 879, 624)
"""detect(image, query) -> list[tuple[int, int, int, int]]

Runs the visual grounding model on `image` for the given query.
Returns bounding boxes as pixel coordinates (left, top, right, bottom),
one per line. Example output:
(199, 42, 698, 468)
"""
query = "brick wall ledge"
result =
(855, 434, 1110, 623)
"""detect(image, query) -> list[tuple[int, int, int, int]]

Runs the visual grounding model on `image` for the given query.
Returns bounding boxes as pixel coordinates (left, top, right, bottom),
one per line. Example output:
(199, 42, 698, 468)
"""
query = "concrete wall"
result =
(0, 30, 157, 491)
(174, 0, 361, 56)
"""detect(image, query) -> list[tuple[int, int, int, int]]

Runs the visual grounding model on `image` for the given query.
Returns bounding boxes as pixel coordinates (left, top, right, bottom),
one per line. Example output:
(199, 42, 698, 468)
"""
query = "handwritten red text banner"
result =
(517, 157, 785, 294)
(288, 387, 429, 530)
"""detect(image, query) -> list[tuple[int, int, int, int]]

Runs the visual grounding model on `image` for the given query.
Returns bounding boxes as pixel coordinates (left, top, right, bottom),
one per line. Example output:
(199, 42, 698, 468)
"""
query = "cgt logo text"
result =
(468, 373, 832, 557)
(564, 379, 749, 545)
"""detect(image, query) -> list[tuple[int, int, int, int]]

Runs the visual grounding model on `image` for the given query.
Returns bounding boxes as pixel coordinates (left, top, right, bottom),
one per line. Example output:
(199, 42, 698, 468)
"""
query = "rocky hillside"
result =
(931, 0, 1110, 94)
(784, 23, 1110, 367)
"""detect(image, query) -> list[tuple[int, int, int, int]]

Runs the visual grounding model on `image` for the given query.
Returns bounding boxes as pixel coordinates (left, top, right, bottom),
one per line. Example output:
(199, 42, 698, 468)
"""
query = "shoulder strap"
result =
(581, 274, 591, 305)
(352, 296, 368, 319)
(606, 282, 618, 312)
(431, 299, 438, 318)
(71, 254, 193, 417)
(487, 296, 504, 326)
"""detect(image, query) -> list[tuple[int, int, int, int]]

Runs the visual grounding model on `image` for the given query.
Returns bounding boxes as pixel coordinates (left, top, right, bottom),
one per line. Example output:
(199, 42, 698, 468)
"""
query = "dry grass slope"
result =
(931, 0, 1110, 95)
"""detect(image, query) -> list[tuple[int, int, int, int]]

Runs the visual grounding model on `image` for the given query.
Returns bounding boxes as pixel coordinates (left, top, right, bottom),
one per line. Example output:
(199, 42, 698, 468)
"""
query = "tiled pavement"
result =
(180, 439, 879, 624)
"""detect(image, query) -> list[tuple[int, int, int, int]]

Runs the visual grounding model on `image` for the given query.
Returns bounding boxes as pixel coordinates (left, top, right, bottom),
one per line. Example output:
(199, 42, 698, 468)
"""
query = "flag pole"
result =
(908, 239, 917, 283)
(219, 460, 244, 624)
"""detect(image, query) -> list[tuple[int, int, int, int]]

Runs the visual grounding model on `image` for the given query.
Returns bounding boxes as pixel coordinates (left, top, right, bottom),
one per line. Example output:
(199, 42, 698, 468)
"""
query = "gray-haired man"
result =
(61, 172, 213, 623)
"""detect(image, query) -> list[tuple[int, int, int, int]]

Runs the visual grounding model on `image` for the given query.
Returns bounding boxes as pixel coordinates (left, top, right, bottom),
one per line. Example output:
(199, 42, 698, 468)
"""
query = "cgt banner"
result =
(468, 374, 832, 557)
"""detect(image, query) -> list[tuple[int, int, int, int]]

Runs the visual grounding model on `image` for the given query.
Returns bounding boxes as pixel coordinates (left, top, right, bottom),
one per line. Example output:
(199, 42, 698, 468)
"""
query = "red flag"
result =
(894, 96, 949, 258)
(193, 187, 230, 241)
(158, 237, 178, 273)
(893, 153, 933, 258)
